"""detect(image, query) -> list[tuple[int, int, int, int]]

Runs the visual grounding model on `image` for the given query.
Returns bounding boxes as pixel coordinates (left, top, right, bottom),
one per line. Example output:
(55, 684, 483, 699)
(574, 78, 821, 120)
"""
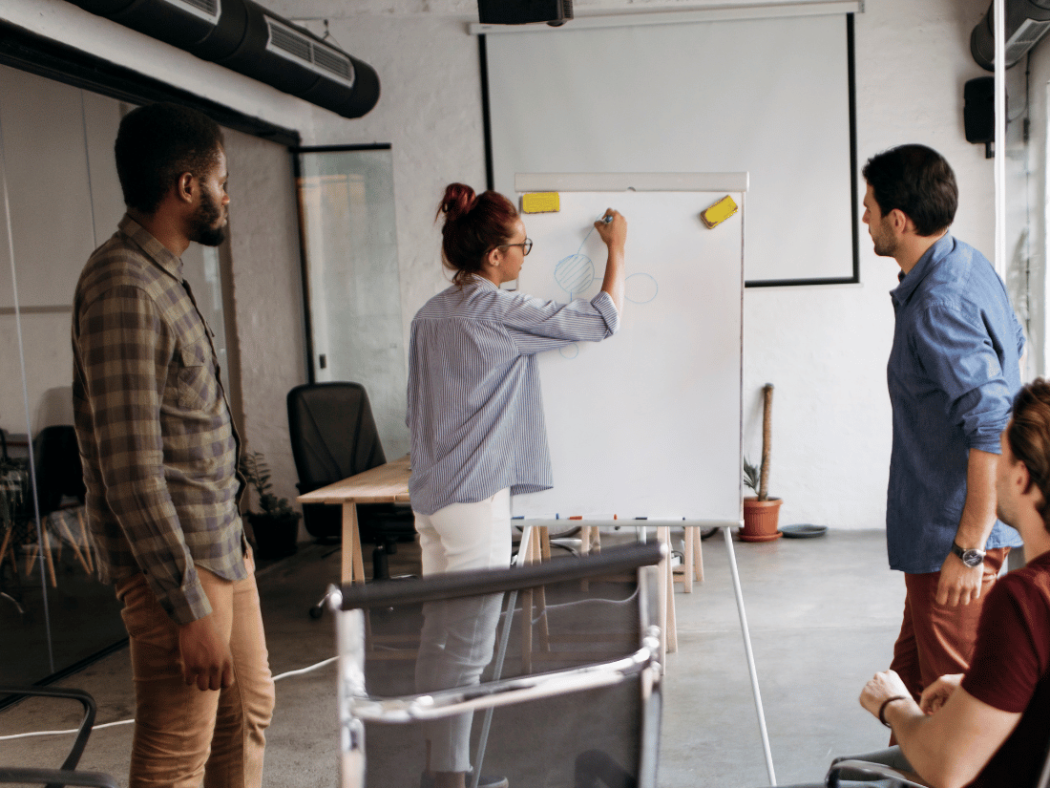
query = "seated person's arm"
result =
(860, 669, 1021, 788)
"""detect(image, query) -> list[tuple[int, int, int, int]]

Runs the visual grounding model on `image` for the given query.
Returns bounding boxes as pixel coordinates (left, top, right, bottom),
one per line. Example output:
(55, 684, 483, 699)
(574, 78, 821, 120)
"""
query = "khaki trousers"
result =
(116, 554, 275, 788)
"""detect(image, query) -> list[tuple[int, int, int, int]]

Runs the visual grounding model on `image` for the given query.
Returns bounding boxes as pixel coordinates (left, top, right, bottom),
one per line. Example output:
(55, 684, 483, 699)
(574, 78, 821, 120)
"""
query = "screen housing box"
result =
(478, 0, 573, 26)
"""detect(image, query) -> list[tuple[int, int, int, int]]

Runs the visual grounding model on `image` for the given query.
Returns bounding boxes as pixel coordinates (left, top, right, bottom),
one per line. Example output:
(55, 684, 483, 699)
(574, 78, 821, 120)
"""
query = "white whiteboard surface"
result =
(511, 187, 743, 521)
(485, 13, 855, 284)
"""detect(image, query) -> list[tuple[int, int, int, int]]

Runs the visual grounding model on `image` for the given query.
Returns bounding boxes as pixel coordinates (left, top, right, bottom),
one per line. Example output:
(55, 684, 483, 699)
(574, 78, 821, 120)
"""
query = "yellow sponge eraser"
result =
(701, 195, 738, 229)
(522, 192, 560, 214)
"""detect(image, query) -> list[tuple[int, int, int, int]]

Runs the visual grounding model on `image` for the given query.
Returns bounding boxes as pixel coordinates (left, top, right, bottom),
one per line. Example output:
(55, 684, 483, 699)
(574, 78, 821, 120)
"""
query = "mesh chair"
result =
(0, 686, 118, 787)
(287, 382, 415, 580)
(826, 738, 1050, 788)
(332, 541, 664, 788)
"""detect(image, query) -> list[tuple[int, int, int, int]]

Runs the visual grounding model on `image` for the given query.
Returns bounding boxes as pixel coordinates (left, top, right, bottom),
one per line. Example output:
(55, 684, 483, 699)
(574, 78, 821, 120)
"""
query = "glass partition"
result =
(296, 146, 408, 457)
(0, 66, 231, 690)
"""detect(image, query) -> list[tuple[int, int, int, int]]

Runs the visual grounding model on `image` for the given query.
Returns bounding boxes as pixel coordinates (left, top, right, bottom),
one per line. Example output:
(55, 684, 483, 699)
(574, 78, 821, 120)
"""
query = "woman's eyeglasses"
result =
(500, 238, 533, 256)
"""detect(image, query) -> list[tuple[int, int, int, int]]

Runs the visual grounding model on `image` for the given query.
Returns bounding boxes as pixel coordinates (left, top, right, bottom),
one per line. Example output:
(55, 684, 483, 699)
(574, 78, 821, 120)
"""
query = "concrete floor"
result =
(0, 528, 905, 787)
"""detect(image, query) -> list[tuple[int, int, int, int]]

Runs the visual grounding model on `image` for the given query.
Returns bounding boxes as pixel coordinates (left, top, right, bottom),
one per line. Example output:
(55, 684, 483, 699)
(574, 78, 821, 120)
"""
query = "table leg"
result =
(342, 503, 366, 585)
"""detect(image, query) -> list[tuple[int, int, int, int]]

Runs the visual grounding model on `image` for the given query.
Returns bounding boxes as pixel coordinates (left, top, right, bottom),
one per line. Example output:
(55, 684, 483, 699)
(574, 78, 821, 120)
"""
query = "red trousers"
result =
(890, 547, 1009, 701)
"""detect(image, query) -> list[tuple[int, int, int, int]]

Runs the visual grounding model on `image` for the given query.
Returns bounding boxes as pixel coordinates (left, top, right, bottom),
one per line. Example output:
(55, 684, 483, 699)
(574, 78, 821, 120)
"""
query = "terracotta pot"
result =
(741, 497, 783, 542)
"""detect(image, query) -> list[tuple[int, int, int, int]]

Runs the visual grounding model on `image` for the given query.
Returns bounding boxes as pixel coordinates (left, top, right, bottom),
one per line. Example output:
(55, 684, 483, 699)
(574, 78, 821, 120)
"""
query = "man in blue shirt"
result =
(862, 145, 1025, 704)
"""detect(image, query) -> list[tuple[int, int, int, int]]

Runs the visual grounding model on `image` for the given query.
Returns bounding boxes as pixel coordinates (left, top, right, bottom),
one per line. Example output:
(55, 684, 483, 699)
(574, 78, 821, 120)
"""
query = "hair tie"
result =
(878, 696, 908, 728)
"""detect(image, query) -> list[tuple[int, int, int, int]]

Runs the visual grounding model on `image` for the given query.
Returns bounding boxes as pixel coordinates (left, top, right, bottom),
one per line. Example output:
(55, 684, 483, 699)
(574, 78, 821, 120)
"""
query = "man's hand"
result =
(936, 553, 983, 607)
(859, 669, 914, 720)
(919, 673, 963, 716)
(178, 615, 234, 691)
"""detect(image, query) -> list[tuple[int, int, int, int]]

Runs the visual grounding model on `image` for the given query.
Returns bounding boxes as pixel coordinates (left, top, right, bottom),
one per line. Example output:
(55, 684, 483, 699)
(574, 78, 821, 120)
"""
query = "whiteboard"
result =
(510, 181, 743, 521)
(484, 12, 856, 285)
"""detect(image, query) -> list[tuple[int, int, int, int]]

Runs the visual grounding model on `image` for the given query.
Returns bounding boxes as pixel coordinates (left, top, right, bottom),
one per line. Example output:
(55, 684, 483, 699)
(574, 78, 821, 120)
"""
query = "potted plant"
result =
(239, 450, 302, 559)
(741, 383, 783, 542)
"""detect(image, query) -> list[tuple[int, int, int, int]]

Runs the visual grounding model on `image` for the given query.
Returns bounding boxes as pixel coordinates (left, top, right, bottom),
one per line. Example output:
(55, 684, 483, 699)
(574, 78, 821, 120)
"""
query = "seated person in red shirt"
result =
(775, 378, 1050, 788)
(858, 377, 1050, 788)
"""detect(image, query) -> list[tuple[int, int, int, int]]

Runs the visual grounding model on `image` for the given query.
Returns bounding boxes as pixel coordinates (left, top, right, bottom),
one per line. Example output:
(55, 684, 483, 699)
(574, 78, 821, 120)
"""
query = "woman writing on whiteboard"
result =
(408, 183, 626, 788)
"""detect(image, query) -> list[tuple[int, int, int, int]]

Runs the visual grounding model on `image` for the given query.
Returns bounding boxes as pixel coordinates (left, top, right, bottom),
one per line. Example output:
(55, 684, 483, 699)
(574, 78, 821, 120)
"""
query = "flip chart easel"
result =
(511, 173, 777, 785)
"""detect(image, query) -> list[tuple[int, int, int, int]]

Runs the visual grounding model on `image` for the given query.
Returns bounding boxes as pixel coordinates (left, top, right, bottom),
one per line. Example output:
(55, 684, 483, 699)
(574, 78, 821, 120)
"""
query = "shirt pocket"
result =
(177, 337, 218, 411)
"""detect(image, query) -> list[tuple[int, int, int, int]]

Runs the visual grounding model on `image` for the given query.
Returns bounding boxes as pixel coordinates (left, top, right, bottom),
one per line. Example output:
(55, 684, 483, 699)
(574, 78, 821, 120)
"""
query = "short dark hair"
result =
(862, 144, 958, 236)
(115, 103, 224, 215)
(1007, 379, 1050, 534)
(436, 183, 519, 286)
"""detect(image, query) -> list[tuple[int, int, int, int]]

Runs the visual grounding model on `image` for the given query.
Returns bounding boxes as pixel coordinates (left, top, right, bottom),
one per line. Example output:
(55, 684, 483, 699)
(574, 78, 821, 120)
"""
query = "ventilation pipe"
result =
(65, 0, 380, 119)
(971, 0, 1050, 70)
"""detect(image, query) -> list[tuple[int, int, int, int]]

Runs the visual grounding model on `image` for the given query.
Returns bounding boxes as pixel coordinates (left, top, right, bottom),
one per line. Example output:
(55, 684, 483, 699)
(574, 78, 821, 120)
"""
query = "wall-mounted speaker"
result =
(964, 76, 997, 158)
(478, 0, 573, 26)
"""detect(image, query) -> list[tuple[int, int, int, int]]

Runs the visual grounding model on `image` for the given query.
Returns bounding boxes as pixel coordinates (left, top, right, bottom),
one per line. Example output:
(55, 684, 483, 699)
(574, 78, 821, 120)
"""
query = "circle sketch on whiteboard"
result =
(625, 273, 659, 304)
(559, 343, 580, 360)
(554, 253, 596, 299)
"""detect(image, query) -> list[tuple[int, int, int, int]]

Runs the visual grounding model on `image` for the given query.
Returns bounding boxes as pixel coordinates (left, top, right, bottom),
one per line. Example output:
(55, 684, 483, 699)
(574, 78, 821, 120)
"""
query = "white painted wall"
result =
(288, 0, 1007, 531)
(2, 0, 1025, 533)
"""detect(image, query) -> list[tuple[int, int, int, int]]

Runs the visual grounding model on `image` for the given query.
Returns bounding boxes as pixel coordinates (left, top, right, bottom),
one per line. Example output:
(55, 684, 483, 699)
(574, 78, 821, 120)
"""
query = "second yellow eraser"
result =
(701, 195, 738, 228)
(522, 192, 560, 214)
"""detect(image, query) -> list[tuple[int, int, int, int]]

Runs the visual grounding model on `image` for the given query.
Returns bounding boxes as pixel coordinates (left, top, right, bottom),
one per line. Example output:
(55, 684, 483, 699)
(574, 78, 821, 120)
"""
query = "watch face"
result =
(961, 549, 983, 568)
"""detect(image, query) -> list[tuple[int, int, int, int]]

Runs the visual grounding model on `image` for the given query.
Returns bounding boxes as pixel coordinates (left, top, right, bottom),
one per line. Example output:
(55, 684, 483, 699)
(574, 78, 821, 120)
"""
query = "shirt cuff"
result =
(591, 291, 620, 335)
(156, 569, 213, 625)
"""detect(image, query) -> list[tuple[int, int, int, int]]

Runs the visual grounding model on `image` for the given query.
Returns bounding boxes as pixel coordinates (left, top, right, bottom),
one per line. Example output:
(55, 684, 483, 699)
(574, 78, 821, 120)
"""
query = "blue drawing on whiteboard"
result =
(554, 253, 596, 299)
(625, 273, 658, 304)
(559, 343, 580, 360)
(549, 212, 660, 337)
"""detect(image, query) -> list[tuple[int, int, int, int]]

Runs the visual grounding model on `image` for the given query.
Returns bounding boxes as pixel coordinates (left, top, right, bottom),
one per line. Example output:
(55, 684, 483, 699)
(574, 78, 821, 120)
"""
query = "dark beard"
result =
(189, 189, 226, 247)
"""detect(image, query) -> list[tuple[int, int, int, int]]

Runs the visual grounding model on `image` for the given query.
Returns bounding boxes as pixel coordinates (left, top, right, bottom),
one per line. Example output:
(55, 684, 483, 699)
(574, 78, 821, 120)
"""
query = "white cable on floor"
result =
(0, 654, 341, 741)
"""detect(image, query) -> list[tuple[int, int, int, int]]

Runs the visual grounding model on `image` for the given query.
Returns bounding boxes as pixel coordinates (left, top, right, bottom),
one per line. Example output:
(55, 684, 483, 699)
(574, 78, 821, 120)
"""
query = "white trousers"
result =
(413, 489, 512, 773)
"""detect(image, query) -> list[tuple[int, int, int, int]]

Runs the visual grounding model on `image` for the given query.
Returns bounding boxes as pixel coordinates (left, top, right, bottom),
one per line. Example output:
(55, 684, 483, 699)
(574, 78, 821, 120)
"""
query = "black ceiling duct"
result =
(971, 0, 1050, 70)
(64, 0, 380, 119)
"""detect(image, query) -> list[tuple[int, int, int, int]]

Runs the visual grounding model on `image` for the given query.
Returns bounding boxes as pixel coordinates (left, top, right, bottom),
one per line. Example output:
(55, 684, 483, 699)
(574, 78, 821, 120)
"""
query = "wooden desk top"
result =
(296, 455, 411, 506)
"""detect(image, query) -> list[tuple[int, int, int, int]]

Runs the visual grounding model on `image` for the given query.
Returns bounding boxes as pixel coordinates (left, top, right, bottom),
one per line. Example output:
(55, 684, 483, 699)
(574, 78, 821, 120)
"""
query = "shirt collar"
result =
(118, 214, 184, 282)
(890, 232, 953, 307)
(466, 274, 499, 291)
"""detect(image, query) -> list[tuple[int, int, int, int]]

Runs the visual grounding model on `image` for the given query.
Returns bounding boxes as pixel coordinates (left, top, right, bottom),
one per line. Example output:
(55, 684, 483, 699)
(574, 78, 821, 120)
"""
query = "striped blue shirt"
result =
(407, 277, 619, 515)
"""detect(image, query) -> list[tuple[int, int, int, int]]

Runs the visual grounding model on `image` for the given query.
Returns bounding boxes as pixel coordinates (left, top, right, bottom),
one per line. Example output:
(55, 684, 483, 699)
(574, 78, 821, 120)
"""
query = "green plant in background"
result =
(743, 457, 761, 496)
(239, 451, 299, 520)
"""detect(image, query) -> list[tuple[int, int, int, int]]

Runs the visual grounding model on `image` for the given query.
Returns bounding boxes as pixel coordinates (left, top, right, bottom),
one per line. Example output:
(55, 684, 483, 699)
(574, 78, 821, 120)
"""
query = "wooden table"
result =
(296, 455, 411, 585)
(296, 455, 679, 657)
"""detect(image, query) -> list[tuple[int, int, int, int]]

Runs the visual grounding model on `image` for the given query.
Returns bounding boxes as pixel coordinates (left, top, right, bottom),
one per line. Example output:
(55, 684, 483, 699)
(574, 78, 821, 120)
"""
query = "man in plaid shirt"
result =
(72, 103, 274, 788)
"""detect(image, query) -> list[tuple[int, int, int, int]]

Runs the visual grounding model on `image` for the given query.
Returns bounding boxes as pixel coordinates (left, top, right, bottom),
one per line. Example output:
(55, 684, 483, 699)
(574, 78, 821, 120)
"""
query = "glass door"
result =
(295, 146, 408, 457)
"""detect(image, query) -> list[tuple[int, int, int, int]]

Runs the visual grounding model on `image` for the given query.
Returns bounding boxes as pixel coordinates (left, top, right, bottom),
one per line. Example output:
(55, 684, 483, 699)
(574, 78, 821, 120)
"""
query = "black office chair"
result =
(0, 685, 119, 787)
(31, 425, 86, 518)
(287, 382, 416, 582)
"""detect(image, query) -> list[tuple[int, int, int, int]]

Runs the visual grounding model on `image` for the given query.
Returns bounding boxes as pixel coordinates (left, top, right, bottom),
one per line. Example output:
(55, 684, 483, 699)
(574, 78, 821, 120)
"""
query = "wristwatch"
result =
(951, 541, 986, 568)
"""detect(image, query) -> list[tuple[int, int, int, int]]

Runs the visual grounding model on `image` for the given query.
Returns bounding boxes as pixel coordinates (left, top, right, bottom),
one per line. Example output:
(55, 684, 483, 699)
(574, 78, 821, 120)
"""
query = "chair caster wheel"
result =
(308, 602, 325, 620)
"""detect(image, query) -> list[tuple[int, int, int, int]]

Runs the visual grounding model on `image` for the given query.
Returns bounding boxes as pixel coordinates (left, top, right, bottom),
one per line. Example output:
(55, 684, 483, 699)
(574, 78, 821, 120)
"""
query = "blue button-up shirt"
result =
(887, 234, 1025, 574)
(407, 277, 619, 516)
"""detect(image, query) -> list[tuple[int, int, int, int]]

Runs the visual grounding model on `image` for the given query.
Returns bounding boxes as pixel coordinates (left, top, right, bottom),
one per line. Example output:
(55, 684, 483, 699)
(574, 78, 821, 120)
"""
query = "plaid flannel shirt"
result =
(72, 215, 246, 624)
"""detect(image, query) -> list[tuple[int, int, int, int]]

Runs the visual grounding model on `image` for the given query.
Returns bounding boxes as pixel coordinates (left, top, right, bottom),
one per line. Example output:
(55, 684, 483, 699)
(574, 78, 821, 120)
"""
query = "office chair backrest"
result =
(287, 382, 387, 490)
(32, 425, 86, 517)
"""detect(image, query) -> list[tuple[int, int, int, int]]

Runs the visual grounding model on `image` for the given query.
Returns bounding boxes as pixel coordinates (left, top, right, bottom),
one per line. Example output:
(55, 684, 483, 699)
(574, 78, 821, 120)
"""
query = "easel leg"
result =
(521, 526, 535, 674)
(681, 527, 694, 594)
(694, 526, 704, 583)
(724, 527, 776, 785)
(537, 527, 550, 651)
(658, 527, 677, 654)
